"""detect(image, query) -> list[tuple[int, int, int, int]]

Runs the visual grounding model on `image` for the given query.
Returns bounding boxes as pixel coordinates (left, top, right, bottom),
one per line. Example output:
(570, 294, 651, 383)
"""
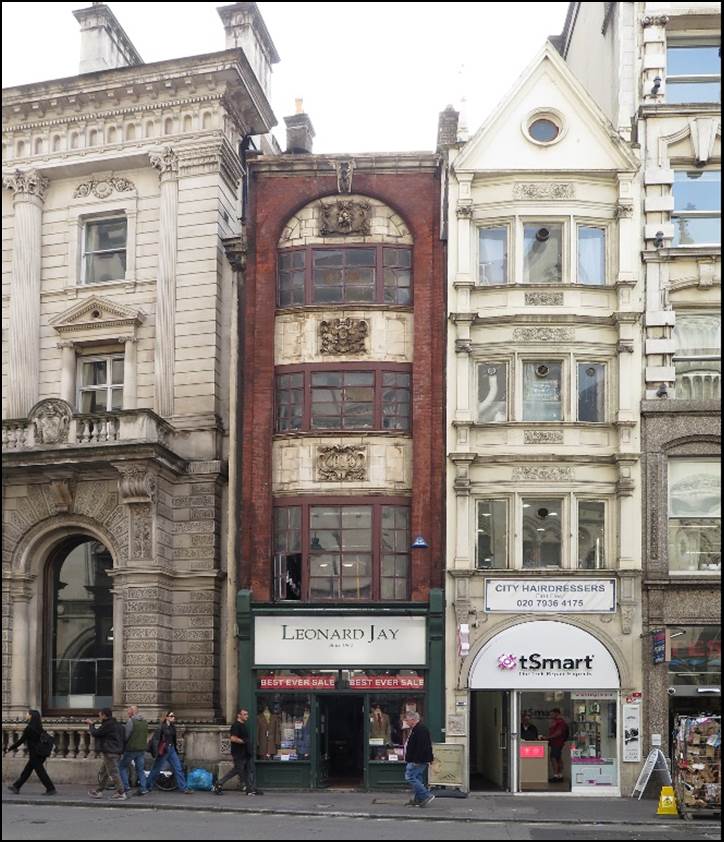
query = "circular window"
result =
(529, 118, 559, 143)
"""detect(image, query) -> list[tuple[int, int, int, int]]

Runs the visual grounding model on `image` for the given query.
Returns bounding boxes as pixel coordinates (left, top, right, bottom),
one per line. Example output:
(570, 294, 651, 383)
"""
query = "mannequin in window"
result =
(295, 706, 311, 758)
(256, 704, 281, 759)
(370, 704, 391, 744)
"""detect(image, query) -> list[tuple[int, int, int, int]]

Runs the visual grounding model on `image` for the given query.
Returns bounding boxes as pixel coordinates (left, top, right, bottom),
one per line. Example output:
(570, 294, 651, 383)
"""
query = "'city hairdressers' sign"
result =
(254, 615, 427, 667)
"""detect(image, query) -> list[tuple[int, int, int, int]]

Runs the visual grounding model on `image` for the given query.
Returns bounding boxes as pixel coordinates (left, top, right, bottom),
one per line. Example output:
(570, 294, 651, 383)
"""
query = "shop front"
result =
(467, 620, 623, 796)
(236, 592, 444, 789)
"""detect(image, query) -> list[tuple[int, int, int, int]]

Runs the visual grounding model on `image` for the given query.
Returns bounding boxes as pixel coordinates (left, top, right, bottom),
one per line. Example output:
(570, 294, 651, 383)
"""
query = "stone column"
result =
(3, 170, 49, 418)
(58, 341, 76, 405)
(9, 578, 34, 715)
(123, 337, 138, 409)
(150, 148, 178, 419)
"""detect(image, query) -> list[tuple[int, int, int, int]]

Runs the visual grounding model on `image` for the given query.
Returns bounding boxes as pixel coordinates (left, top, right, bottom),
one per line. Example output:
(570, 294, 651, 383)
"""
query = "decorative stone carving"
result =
(28, 399, 73, 444)
(333, 159, 354, 194)
(618, 340, 635, 354)
(615, 202, 633, 218)
(600, 613, 614, 624)
(149, 146, 178, 177)
(319, 200, 370, 236)
(455, 338, 472, 355)
(73, 176, 135, 199)
(318, 445, 367, 481)
(512, 466, 573, 481)
(513, 183, 575, 200)
(115, 464, 157, 503)
(525, 292, 564, 306)
(130, 502, 153, 560)
(512, 327, 574, 342)
(223, 234, 247, 272)
(641, 14, 669, 26)
(2, 168, 49, 201)
(456, 204, 473, 219)
(621, 605, 635, 635)
(319, 317, 368, 355)
(524, 430, 564, 445)
(47, 478, 76, 514)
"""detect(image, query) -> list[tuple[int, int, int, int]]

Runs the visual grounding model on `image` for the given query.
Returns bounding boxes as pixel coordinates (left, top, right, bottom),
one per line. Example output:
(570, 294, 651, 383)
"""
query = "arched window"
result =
(47, 537, 113, 711)
(52, 135, 62, 152)
(164, 116, 174, 135)
(34, 137, 45, 155)
(183, 114, 193, 133)
(126, 123, 137, 141)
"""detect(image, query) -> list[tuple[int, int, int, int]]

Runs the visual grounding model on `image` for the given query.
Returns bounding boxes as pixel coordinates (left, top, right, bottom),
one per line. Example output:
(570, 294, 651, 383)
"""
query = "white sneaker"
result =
(420, 794, 436, 807)
(111, 792, 127, 800)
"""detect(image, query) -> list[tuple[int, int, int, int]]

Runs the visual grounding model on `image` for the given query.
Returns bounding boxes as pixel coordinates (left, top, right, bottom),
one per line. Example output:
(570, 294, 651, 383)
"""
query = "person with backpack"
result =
(546, 708, 570, 782)
(145, 711, 193, 794)
(118, 704, 149, 796)
(6, 709, 57, 795)
(86, 707, 126, 800)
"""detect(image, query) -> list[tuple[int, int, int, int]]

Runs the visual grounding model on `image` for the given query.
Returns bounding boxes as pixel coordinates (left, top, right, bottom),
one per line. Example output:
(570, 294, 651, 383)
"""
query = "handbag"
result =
(36, 731, 55, 759)
(157, 737, 167, 757)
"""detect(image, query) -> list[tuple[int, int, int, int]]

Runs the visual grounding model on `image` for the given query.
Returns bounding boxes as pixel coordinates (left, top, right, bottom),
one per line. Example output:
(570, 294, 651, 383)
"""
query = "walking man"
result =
(86, 708, 126, 800)
(214, 709, 261, 795)
(403, 711, 435, 807)
(546, 708, 570, 782)
(118, 704, 149, 796)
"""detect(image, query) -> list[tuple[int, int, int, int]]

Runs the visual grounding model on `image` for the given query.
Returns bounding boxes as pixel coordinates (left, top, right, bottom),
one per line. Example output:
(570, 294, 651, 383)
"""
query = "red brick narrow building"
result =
(237, 109, 445, 789)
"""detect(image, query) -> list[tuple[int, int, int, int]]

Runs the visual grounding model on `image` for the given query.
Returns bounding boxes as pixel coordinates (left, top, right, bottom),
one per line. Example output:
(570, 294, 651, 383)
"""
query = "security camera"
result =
(667, 687, 677, 696)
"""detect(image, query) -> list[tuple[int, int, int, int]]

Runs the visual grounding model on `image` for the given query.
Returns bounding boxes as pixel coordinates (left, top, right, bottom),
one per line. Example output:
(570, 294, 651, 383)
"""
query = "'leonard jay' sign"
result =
(254, 615, 427, 667)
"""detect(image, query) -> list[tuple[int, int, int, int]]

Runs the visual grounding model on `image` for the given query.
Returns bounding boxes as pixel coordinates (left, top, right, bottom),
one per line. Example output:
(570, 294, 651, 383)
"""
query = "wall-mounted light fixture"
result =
(411, 535, 429, 549)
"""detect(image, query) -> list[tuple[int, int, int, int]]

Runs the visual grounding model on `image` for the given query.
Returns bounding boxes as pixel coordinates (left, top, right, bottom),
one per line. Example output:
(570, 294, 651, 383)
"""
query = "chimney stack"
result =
(73, 3, 142, 75)
(436, 105, 460, 150)
(284, 100, 315, 154)
(217, 3, 280, 99)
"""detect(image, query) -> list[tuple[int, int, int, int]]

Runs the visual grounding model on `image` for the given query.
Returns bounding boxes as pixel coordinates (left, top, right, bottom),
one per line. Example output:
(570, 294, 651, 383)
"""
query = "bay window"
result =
(523, 223, 563, 284)
(523, 361, 562, 421)
(522, 498, 563, 568)
(577, 226, 606, 285)
(578, 500, 606, 569)
(478, 362, 508, 422)
(274, 500, 410, 601)
(577, 363, 606, 422)
(478, 227, 508, 285)
(666, 39, 721, 104)
(477, 500, 508, 569)
(668, 458, 721, 573)
(672, 171, 721, 246)
(673, 313, 721, 400)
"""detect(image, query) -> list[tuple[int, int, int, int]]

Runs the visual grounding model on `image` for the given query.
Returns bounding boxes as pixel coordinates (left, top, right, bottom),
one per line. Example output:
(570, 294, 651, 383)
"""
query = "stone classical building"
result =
(560, 0, 720, 761)
(443, 43, 645, 796)
(2, 2, 278, 779)
(239, 113, 445, 788)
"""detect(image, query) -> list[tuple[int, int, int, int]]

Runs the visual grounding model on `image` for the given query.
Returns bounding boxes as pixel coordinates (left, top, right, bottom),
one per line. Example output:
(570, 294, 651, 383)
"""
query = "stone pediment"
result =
(50, 294, 145, 336)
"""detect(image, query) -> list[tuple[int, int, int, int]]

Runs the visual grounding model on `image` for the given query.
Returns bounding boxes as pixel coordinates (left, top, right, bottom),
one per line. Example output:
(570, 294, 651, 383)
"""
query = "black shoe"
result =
(43, 789, 57, 795)
(247, 789, 263, 796)
(7, 785, 20, 795)
(213, 784, 223, 795)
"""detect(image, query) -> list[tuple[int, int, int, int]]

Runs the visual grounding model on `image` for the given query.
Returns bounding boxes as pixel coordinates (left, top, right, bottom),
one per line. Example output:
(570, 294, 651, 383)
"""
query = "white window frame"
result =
(665, 36, 721, 104)
(576, 360, 609, 423)
(477, 358, 512, 423)
(671, 169, 721, 248)
(76, 354, 124, 414)
(673, 311, 721, 400)
(576, 223, 608, 286)
(476, 498, 510, 569)
(667, 457, 721, 575)
(520, 218, 567, 285)
(80, 214, 128, 285)
(519, 357, 567, 423)
(519, 494, 568, 570)
(576, 497, 608, 570)
(477, 223, 511, 286)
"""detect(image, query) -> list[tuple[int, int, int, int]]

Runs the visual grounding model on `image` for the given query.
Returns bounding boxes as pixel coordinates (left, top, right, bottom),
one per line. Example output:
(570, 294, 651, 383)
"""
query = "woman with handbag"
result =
(6, 710, 57, 795)
(145, 711, 192, 794)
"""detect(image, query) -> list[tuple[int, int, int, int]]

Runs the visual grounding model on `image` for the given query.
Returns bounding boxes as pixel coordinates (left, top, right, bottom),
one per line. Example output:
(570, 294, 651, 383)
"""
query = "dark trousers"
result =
(13, 754, 54, 792)
(218, 753, 254, 790)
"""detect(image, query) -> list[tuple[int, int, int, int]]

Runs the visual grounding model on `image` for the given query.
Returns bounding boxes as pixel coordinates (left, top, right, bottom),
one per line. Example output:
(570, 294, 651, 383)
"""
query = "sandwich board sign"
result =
(632, 748, 671, 799)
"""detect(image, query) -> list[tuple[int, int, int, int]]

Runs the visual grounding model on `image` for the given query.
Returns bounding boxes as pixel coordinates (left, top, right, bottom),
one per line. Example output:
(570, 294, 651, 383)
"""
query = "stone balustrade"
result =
(2, 408, 173, 452)
(3, 721, 101, 760)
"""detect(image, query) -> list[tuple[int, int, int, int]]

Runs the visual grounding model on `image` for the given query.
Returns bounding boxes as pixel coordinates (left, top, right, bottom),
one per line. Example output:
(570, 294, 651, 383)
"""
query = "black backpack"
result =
(36, 731, 55, 759)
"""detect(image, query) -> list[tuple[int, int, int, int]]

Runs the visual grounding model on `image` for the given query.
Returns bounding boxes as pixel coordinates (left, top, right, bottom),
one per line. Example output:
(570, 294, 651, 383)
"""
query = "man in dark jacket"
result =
(118, 704, 149, 795)
(403, 712, 435, 807)
(86, 708, 126, 800)
(213, 708, 261, 796)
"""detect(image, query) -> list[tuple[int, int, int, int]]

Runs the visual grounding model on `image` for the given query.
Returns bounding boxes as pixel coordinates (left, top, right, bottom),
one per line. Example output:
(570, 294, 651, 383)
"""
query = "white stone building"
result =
(2, 2, 278, 777)
(443, 42, 646, 796)
(560, 1, 720, 767)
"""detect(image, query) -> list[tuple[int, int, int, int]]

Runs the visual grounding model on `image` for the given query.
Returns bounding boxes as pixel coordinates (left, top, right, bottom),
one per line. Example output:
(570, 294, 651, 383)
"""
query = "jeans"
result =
(119, 750, 148, 793)
(405, 762, 431, 803)
(217, 753, 255, 791)
(146, 746, 187, 792)
(13, 754, 55, 792)
(96, 753, 123, 794)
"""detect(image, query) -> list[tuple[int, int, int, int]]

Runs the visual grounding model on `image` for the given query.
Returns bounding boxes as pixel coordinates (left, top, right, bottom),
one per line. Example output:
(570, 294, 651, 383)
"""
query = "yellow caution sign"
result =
(656, 785, 678, 815)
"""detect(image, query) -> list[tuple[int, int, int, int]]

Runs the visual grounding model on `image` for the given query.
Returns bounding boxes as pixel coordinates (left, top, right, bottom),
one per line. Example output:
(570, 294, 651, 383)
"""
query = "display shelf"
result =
(673, 714, 720, 820)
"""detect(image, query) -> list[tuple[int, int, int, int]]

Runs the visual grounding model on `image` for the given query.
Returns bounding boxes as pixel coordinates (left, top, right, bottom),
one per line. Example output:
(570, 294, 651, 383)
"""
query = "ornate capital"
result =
(333, 159, 355, 194)
(615, 202, 633, 219)
(28, 399, 73, 445)
(618, 339, 635, 354)
(513, 182, 575, 200)
(456, 203, 473, 219)
(149, 147, 178, 178)
(73, 176, 135, 199)
(317, 445, 367, 481)
(512, 466, 573, 481)
(455, 338, 472, 355)
(319, 200, 370, 236)
(641, 14, 669, 27)
(114, 463, 157, 503)
(223, 234, 247, 272)
(319, 317, 368, 355)
(3, 168, 49, 202)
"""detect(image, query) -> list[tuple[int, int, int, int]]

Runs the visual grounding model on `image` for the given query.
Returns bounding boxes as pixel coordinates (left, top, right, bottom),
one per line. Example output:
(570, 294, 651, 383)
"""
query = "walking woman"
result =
(145, 712, 192, 794)
(6, 710, 57, 795)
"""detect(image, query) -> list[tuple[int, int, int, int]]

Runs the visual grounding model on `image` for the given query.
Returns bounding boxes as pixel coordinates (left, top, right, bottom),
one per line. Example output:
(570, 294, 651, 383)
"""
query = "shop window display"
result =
(368, 696, 424, 763)
(570, 697, 617, 790)
(256, 695, 312, 762)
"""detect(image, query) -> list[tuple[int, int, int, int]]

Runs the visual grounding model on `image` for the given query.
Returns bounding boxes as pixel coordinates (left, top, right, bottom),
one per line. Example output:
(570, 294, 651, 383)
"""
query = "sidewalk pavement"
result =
(4, 785, 719, 826)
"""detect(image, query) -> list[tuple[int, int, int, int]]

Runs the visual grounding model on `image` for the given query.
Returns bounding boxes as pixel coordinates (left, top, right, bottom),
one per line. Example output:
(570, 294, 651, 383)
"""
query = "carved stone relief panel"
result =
(512, 466, 573, 481)
(525, 292, 564, 306)
(513, 183, 575, 200)
(319, 317, 368, 355)
(524, 430, 564, 445)
(319, 200, 370, 236)
(28, 399, 73, 444)
(73, 176, 136, 199)
(130, 503, 153, 560)
(512, 327, 574, 343)
(317, 445, 367, 481)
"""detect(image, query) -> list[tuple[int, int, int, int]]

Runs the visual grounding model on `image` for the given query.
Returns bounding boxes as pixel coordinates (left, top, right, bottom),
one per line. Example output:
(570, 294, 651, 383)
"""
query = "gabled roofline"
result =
(453, 40, 639, 174)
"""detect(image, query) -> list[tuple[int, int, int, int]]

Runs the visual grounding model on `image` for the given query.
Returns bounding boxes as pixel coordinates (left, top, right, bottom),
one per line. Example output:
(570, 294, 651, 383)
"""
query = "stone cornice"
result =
(3, 48, 275, 136)
(248, 153, 441, 176)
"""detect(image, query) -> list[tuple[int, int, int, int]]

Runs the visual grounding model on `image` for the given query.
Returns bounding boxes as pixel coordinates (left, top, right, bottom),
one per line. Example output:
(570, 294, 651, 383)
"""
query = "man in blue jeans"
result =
(403, 711, 435, 807)
(118, 704, 149, 796)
